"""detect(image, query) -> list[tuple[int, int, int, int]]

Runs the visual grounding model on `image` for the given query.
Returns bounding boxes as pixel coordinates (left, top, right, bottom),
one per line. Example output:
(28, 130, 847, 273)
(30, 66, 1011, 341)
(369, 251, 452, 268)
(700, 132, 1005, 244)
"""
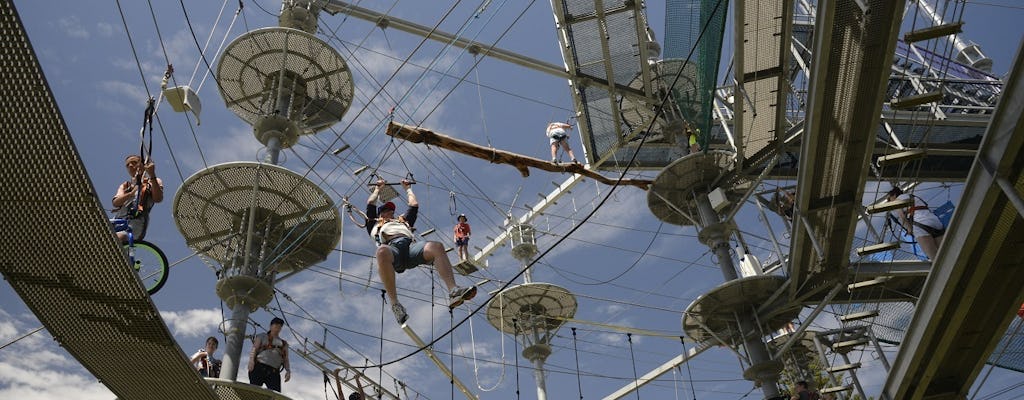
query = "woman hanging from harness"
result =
(365, 178, 477, 325)
(887, 186, 945, 261)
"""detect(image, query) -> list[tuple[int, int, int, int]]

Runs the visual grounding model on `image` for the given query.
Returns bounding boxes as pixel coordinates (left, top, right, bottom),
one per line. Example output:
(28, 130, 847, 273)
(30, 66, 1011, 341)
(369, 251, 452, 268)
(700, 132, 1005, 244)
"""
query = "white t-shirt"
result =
(371, 220, 413, 243)
(894, 193, 943, 236)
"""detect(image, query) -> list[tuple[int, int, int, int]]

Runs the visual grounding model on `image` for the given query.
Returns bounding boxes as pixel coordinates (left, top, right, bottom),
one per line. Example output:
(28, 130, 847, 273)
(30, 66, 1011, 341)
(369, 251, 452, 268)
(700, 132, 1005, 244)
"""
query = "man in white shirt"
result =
(888, 187, 945, 260)
(366, 179, 477, 325)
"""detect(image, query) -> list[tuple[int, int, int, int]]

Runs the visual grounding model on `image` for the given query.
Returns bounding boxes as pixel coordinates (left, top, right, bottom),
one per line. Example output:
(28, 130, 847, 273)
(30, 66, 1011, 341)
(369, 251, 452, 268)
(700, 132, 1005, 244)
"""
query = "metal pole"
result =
(534, 358, 548, 400)
(840, 352, 868, 400)
(265, 135, 282, 165)
(812, 334, 845, 396)
(694, 195, 780, 398)
(218, 302, 252, 381)
(867, 327, 891, 372)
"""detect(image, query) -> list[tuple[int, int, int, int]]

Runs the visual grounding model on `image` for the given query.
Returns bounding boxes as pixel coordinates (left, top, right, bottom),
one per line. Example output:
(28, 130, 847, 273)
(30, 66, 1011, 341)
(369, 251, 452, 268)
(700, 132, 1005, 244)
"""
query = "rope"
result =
(0, 326, 44, 351)
(572, 327, 584, 400)
(378, 289, 386, 391)
(681, 337, 697, 400)
(627, 333, 641, 400)
(450, 310, 456, 400)
(471, 296, 505, 392)
(473, 53, 493, 148)
(185, 0, 229, 87)
(513, 319, 521, 400)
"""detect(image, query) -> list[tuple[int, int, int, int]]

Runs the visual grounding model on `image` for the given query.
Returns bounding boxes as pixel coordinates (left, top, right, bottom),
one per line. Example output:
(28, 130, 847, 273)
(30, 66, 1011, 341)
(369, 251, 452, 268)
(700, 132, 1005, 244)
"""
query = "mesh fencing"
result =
(663, 0, 728, 148)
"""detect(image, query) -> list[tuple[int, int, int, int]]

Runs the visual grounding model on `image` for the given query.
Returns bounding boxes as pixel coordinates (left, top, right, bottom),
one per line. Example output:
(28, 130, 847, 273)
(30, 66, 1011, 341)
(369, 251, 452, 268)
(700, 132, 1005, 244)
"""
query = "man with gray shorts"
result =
(366, 179, 476, 325)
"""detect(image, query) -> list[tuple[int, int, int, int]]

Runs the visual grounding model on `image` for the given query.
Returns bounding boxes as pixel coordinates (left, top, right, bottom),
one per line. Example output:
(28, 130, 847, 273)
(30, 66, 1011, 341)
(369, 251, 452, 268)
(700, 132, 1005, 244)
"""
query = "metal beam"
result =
(472, 174, 586, 264)
(881, 38, 1024, 400)
(321, 0, 565, 77)
(788, 0, 906, 301)
(402, 325, 478, 399)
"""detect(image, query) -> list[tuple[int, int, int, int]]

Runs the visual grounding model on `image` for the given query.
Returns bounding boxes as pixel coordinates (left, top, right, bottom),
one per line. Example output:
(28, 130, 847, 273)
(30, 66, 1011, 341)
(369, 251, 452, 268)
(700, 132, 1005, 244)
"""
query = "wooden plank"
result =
(386, 122, 652, 189)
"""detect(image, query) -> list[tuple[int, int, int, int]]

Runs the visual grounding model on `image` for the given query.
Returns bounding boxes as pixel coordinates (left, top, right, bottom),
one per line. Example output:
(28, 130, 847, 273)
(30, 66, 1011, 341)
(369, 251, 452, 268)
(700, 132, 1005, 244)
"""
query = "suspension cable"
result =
(627, 333, 641, 400)
(572, 327, 584, 400)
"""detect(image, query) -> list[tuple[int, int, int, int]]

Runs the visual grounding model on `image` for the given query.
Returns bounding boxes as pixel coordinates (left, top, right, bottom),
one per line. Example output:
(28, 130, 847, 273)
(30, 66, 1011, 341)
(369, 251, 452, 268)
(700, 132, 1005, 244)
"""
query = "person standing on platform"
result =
(248, 317, 291, 392)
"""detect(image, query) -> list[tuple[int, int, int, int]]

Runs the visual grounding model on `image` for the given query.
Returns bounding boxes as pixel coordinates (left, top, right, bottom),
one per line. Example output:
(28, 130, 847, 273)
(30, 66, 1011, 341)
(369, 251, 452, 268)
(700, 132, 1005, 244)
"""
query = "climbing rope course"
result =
(5, 0, 1024, 399)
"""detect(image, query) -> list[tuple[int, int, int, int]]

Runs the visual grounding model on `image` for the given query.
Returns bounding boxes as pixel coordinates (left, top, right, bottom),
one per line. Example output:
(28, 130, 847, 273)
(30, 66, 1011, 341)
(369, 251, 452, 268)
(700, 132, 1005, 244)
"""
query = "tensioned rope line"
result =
(147, 0, 212, 169)
(301, 0, 536, 232)
(113, 0, 187, 182)
(346, 0, 729, 369)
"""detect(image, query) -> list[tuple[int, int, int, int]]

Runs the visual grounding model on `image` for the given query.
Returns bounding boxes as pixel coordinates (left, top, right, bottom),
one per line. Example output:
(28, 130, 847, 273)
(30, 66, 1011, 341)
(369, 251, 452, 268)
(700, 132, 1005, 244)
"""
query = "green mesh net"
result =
(663, 0, 728, 150)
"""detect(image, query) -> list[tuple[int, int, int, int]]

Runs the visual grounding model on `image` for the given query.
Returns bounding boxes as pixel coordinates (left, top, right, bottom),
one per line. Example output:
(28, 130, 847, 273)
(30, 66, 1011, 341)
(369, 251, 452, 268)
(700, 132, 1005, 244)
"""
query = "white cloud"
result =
(161, 308, 224, 338)
(96, 22, 114, 37)
(56, 16, 89, 39)
(0, 310, 114, 400)
(97, 80, 150, 105)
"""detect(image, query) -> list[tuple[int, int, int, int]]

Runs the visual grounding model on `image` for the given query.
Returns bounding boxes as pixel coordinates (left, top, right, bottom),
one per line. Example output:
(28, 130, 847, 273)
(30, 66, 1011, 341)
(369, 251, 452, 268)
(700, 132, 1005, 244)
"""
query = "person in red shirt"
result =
(454, 214, 471, 262)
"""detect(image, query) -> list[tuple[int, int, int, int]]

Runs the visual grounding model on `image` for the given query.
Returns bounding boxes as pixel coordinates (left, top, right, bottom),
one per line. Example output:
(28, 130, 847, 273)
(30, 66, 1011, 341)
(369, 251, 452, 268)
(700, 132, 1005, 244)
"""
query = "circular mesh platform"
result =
(216, 275, 274, 310)
(681, 275, 799, 346)
(173, 162, 341, 274)
(216, 27, 353, 135)
(647, 150, 744, 226)
(486, 282, 577, 335)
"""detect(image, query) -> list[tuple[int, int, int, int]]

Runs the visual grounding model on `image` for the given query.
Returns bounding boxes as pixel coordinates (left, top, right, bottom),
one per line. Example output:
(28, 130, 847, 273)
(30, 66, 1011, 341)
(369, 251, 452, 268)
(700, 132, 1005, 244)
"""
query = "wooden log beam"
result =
(386, 122, 652, 189)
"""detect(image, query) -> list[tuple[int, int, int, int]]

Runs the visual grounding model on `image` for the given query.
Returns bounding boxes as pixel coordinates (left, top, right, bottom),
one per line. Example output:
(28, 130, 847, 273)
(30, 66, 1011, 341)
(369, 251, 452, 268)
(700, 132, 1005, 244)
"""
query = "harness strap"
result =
(907, 205, 929, 217)
(912, 221, 946, 238)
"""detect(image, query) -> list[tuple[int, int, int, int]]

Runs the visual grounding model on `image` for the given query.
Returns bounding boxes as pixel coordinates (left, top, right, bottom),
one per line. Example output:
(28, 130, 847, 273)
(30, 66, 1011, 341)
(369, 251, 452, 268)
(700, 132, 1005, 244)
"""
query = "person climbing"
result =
(790, 381, 820, 400)
(248, 317, 291, 392)
(887, 186, 945, 261)
(366, 179, 477, 325)
(774, 187, 796, 221)
(546, 121, 579, 164)
(190, 336, 221, 378)
(112, 154, 164, 242)
(454, 214, 471, 262)
(686, 123, 701, 154)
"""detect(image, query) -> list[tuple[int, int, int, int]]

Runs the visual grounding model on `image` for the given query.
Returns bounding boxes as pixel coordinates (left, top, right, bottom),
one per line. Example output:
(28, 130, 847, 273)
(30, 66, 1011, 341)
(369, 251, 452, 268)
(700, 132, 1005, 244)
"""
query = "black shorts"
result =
(249, 362, 282, 392)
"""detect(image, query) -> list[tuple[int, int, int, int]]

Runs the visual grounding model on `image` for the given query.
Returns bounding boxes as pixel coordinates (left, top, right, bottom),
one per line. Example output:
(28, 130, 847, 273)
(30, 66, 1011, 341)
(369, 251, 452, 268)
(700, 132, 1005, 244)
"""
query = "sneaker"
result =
(448, 286, 478, 309)
(571, 158, 579, 164)
(551, 157, 558, 164)
(391, 302, 409, 325)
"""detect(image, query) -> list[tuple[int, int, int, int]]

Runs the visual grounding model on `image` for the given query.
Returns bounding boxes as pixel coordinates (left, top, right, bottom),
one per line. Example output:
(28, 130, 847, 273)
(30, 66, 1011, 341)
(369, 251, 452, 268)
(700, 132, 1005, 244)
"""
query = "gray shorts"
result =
(385, 237, 428, 273)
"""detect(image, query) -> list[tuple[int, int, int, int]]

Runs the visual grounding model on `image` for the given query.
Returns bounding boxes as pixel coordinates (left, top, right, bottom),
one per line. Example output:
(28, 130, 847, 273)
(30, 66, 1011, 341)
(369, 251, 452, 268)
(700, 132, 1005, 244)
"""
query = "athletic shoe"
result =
(448, 286, 478, 309)
(392, 302, 409, 325)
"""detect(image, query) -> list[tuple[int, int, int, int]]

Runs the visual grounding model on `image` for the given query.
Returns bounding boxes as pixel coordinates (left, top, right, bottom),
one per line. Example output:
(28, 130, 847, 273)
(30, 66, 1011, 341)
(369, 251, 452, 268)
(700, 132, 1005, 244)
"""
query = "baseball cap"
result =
(377, 201, 396, 214)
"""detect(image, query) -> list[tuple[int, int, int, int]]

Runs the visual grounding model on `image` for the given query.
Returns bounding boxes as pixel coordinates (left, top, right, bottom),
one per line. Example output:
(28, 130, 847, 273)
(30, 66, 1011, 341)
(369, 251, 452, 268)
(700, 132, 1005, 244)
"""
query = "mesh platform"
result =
(207, 378, 294, 400)
(0, 2, 218, 399)
(646, 150, 747, 226)
(486, 282, 577, 335)
(843, 303, 1024, 373)
(682, 275, 799, 346)
(557, 0, 691, 169)
(173, 162, 341, 274)
(217, 27, 353, 136)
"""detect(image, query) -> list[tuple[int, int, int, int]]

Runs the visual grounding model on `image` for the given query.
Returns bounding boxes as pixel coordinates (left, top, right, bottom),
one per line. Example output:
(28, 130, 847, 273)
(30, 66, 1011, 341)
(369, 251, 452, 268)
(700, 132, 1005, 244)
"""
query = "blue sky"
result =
(2, 0, 1024, 399)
